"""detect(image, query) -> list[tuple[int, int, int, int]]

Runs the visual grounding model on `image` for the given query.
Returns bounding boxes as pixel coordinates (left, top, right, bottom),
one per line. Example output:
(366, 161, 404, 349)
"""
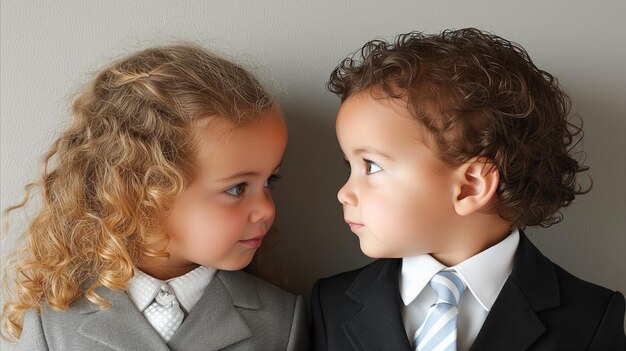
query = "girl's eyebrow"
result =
(218, 162, 282, 182)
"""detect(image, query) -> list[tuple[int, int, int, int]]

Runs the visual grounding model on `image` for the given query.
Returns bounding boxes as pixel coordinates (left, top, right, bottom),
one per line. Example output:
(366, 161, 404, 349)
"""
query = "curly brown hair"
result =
(328, 28, 590, 228)
(1, 43, 279, 342)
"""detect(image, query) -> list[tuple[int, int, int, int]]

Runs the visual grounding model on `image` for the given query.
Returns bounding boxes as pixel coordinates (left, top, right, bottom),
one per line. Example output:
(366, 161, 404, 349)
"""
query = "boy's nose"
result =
(337, 182, 357, 206)
(249, 191, 275, 224)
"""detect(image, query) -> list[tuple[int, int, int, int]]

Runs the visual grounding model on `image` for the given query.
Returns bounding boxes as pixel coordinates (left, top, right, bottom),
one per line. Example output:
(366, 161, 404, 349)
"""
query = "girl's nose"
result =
(337, 180, 357, 207)
(249, 190, 275, 224)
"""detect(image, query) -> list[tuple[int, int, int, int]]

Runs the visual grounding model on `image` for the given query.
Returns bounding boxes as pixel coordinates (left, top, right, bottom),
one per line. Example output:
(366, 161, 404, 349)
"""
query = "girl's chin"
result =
(212, 254, 256, 271)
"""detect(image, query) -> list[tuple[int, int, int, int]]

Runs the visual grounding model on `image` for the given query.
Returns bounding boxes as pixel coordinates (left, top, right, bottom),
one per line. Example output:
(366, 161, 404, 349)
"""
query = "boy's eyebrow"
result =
(347, 148, 394, 160)
(218, 162, 282, 182)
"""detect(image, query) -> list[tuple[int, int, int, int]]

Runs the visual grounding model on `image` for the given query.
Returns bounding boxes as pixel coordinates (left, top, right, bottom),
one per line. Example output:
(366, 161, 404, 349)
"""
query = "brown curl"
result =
(329, 28, 590, 228)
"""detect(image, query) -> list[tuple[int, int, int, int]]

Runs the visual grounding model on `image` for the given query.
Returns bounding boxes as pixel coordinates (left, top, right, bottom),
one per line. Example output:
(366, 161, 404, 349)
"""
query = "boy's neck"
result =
(430, 215, 513, 267)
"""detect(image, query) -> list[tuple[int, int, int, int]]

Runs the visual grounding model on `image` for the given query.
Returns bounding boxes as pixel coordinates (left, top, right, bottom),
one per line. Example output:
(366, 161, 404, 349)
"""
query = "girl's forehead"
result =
(192, 106, 284, 138)
(193, 116, 238, 138)
(191, 112, 287, 179)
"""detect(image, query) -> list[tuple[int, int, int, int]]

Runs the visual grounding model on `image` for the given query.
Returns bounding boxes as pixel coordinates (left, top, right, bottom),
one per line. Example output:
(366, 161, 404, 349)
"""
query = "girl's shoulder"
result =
(24, 285, 126, 326)
(215, 269, 300, 308)
(212, 270, 308, 349)
(17, 287, 123, 350)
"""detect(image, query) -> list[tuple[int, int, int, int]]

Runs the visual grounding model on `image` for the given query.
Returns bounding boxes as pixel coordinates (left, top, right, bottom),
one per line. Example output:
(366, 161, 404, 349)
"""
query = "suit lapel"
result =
(76, 287, 169, 351)
(167, 270, 256, 351)
(343, 259, 412, 351)
(469, 278, 546, 350)
(470, 232, 560, 351)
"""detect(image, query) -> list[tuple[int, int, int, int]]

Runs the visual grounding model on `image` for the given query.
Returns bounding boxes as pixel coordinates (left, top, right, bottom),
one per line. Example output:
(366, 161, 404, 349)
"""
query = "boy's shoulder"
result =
(512, 231, 621, 307)
(313, 233, 622, 306)
(551, 260, 619, 300)
(312, 234, 625, 350)
(535, 251, 624, 328)
(310, 259, 412, 350)
(313, 258, 400, 302)
(481, 232, 626, 349)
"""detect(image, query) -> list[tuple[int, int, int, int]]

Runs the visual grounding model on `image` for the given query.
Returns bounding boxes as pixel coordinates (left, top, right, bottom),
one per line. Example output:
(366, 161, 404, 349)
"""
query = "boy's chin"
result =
(358, 240, 401, 259)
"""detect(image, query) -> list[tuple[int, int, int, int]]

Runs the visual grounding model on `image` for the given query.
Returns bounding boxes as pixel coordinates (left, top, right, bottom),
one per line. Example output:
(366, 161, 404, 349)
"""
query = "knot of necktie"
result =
(144, 282, 184, 342)
(155, 284, 176, 306)
(429, 270, 466, 307)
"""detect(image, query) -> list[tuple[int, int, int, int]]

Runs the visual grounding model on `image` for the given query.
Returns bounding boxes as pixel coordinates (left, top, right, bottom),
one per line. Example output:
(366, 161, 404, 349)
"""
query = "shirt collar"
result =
(127, 266, 217, 313)
(400, 229, 519, 312)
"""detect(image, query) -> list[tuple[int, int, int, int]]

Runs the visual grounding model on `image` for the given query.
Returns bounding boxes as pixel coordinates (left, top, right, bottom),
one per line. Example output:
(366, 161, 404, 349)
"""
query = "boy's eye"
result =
(365, 159, 382, 174)
(225, 183, 246, 197)
(264, 174, 282, 189)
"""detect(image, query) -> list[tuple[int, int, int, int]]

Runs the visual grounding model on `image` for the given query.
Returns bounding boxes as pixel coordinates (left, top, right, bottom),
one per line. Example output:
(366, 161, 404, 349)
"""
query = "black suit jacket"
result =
(311, 232, 626, 350)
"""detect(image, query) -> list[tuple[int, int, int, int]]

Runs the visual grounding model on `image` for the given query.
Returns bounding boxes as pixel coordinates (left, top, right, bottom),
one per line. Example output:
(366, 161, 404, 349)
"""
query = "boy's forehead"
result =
(336, 90, 432, 156)
(340, 88, 408, 110)
(337, 90, 418, 129)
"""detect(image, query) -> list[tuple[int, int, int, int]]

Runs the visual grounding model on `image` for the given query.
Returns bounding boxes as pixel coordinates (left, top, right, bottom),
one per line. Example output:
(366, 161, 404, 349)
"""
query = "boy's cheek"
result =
(364, 207, 412, 243)
(372, 203, 442, 252)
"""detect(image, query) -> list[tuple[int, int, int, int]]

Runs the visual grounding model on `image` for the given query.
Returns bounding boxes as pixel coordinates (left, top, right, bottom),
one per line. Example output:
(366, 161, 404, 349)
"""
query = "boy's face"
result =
(162, 109, 287, 273)
(336, 89, 460, 258)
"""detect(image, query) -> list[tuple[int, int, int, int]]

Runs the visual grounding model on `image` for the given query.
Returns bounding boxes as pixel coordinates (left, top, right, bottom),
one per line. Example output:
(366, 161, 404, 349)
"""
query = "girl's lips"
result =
(239, 234, 265, 249)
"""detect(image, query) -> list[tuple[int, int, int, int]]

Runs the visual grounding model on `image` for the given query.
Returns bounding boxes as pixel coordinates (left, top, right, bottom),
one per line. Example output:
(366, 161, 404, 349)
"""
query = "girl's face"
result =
(159, 109, 287, 275)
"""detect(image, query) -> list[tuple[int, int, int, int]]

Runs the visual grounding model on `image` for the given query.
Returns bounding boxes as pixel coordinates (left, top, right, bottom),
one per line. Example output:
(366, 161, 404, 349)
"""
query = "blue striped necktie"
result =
(413, 270, 467, 351)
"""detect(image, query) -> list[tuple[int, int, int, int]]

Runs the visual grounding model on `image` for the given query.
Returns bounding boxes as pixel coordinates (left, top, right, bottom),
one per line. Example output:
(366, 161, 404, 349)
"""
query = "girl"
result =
(1, 44, 308, 350)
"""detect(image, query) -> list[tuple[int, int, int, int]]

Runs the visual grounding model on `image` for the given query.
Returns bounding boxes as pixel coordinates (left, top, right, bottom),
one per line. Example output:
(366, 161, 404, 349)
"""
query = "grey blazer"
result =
(17, 270, 309, 351)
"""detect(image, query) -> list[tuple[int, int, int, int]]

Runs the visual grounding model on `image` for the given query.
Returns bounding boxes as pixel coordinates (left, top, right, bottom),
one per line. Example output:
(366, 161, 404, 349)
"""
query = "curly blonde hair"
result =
(1, 43, 276, 342)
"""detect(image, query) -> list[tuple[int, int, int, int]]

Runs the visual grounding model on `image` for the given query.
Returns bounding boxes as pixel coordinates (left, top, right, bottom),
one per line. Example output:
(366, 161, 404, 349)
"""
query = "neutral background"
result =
(2, 1, 625, 347)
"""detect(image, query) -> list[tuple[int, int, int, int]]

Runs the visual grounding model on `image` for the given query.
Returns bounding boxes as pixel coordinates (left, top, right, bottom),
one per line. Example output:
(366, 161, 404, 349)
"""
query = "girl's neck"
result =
(138, 262, 200, 281)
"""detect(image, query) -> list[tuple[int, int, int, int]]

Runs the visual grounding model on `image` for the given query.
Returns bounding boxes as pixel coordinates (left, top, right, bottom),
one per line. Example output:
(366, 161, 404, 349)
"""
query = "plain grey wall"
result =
(2, 1, 625, 346)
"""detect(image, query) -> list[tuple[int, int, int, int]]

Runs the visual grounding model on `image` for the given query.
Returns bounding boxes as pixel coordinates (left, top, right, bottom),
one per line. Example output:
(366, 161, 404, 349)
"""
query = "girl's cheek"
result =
(215, 207, 247, 231)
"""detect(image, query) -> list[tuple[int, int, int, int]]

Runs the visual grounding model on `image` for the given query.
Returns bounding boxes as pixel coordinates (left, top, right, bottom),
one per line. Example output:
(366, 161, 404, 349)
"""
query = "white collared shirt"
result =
(126, 266, 217, 314)
(400, 229, 520, 351)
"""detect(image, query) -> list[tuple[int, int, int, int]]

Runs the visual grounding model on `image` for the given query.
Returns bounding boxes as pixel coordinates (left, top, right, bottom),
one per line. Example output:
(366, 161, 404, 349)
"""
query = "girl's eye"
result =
(365, 159, 382, 174)
(225, 183, 246, 197)
(264, 174, 282, 189)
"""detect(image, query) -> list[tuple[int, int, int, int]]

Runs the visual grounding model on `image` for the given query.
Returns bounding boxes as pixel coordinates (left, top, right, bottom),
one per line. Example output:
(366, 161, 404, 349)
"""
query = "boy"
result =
(311, 28, 625, 350)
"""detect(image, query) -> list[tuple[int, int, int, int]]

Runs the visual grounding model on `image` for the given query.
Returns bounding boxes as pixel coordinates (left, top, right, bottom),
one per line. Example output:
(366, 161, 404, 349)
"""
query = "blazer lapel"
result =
(168, 270, 256, 351)
(343, 259, 412, 351)
(470, 232, 560, 351)
(76, 287, 169, 351)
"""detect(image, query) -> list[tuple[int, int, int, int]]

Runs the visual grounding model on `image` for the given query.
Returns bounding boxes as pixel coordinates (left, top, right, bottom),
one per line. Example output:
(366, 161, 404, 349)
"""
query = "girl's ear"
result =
(452, 157, 500, 216)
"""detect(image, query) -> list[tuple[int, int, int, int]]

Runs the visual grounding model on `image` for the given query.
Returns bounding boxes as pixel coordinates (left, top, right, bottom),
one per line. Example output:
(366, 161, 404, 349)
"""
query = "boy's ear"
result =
(452, 157, 500, 216)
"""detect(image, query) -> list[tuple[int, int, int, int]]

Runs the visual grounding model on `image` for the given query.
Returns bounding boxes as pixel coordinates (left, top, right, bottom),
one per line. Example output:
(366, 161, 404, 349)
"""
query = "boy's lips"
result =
(345, 219, 364, 231)
(239, 234, 265, 249)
